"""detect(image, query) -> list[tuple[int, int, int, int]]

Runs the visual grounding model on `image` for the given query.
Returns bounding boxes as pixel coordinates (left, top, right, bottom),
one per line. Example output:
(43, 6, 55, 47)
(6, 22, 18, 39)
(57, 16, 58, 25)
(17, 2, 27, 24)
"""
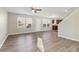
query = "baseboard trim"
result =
(8, 32, 33, 36)
(58, 34, 79, 42)
(0, 34, 8, 48)
(8, 30, 52, 36)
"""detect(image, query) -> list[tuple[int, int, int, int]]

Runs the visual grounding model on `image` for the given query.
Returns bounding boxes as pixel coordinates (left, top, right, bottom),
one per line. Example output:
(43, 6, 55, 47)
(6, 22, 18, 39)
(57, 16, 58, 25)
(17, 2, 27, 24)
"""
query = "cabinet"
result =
(52, 20, 62, 31)
(52, 25, 58, 31)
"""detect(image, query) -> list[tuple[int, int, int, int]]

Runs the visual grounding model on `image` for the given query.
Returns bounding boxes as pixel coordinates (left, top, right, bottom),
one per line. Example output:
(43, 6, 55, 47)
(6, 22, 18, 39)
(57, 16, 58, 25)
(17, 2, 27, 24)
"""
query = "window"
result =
(17, 17, 32, 29)
(26, 18, 32, 29)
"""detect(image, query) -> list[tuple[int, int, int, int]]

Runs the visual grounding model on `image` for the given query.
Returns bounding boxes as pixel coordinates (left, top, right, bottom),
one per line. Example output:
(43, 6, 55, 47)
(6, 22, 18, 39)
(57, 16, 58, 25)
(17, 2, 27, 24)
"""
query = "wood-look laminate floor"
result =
(0, 31, 79, 52)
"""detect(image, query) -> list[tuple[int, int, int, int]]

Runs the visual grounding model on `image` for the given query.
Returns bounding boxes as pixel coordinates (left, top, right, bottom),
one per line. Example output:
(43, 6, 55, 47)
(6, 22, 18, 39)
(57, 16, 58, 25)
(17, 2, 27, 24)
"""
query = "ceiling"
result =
(6, 7, 77, 19)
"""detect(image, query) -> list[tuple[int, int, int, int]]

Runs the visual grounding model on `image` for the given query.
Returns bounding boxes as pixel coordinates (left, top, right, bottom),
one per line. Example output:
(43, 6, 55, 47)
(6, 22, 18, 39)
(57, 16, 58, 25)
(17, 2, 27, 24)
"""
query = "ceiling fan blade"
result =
(31, 7, 42, 13)
(31, 7, 42, 10)
(36, 9, 42, 11)
(32, 7, 35, 10)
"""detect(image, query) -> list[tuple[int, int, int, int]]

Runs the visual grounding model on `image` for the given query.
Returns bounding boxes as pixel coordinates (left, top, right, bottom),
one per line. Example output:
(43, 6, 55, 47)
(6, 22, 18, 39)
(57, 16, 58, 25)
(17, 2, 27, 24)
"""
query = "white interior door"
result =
(42, 19, 48, 31)
(47, 19, 52, 30)
(35, 19, 42, 31)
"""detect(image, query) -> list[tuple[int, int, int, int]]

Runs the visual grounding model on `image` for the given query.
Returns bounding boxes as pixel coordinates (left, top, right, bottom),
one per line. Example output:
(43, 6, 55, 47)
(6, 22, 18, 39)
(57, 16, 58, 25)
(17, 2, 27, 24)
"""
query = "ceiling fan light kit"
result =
(32, 7, 42, 13)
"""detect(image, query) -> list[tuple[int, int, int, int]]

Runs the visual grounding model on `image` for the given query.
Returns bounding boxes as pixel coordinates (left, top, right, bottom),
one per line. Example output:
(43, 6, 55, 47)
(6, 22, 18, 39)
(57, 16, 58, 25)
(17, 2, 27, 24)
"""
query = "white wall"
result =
(35, 18, 42, 31)
(0, 8, 8, 48)
(58, 8, 79, 41)
(8, 12, 52, 35)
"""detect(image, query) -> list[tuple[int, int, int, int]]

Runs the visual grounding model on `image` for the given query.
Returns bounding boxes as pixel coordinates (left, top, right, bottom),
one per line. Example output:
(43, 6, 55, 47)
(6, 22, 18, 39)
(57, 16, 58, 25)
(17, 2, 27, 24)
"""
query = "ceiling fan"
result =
(31, 7, 42, 13)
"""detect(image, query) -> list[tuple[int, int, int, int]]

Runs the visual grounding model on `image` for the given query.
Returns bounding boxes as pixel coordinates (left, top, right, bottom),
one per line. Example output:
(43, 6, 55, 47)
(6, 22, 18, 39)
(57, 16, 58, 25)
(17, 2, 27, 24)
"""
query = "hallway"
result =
(0, 31, 79, 52)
